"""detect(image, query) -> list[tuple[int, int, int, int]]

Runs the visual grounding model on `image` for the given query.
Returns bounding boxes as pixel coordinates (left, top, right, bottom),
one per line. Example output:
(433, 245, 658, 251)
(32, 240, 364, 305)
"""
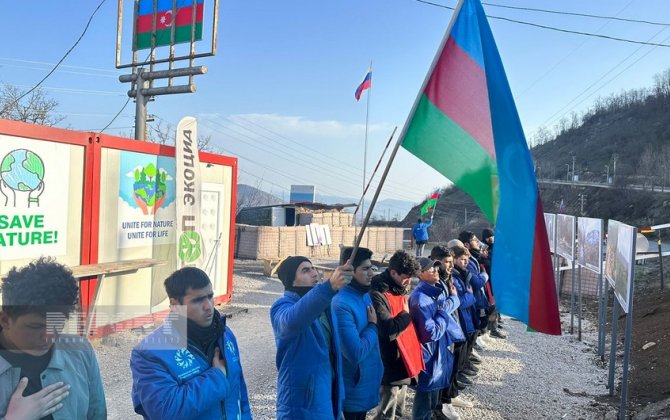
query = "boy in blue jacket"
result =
(332, 247, 383, 420)
(412, 218, 434, 257)
(409, 257, 460, 420)
(130, 267, 251, 420)
(270, 256, 351, 420)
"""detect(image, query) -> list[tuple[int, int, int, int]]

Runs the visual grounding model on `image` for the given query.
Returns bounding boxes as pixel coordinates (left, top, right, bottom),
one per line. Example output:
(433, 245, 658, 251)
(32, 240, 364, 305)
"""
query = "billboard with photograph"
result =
(544, 213, 556, 253)
(605, 220, 636, 313)
(577, 217, 603, 273)
(556, 214, 576, 261)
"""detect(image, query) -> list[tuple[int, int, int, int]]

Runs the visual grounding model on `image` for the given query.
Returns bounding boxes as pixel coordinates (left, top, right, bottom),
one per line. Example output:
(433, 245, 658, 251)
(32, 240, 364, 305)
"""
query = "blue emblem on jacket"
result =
(130, 315, 251, 420)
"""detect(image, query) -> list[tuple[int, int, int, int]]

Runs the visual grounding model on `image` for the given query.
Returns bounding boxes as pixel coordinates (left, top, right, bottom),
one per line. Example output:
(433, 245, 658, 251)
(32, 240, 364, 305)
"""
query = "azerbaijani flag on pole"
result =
(421, 189, 440, 215)
(135, 0, 204, 50)
(399, 0, 560, 334)
(355, 69, 372, 101)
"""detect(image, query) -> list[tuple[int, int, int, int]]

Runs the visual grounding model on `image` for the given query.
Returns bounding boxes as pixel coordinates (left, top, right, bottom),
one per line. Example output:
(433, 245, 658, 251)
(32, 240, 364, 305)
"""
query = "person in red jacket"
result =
(369, 250, 422, 420)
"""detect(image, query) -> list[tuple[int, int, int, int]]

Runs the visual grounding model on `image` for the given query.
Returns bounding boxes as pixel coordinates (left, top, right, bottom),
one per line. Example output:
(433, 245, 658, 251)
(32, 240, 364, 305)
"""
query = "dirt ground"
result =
(577, 256, 670, 417)
(626, 260, 670, 412)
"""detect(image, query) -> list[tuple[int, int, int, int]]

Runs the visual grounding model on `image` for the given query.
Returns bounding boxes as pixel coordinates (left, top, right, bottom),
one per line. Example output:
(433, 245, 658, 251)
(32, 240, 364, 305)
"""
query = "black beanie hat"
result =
(277, 256, 311, 288)
(482, 228, 494, 242)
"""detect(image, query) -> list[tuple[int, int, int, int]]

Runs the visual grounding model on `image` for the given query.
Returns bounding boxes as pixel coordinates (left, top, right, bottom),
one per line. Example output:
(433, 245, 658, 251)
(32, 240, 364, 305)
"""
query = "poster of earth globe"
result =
(0, 136, 71, 259)
(117, 150, 177, 249)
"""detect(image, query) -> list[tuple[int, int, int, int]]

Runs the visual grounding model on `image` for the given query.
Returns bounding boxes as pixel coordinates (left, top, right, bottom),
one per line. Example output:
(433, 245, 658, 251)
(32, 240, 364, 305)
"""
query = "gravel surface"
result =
(95, 259, 614, 419)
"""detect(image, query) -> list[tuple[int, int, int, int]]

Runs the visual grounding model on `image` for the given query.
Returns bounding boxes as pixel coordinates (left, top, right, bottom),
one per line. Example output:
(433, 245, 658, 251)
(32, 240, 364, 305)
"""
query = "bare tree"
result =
(653, 68, 670, 98)
(0, 84, 64, 126)
(148, 118, 213, 151)
(638, 144, 657, 190)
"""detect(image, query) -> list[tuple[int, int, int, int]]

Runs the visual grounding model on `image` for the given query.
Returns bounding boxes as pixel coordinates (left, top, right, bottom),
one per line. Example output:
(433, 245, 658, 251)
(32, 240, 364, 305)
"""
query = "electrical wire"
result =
(200, 116, 421, 201)
(415, 0, 670, 48)
(481, 2, 670, 27)
(0, 0, 108, 117)
(212, 114, 423, 198)
(199, 121, 416, 214)
(98, 97, 131, 134)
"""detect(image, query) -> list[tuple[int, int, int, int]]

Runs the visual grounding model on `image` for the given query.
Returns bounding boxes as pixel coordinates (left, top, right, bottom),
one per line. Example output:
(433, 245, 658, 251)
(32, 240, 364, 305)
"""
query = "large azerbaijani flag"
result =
(135, 0, 204, 50)
(400, 0, 560, 334)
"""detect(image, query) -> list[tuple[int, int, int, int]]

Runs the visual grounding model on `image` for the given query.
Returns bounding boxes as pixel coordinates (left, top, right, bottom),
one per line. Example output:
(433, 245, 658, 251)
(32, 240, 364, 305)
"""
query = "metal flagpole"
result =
(362, 62, 372, 226)
(353, 127, 397, 218)
(349, 133, 404, 264)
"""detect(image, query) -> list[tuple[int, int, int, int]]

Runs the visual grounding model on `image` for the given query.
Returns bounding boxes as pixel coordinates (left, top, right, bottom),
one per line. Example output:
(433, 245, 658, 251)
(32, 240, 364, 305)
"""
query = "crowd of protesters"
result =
(271, 227, 507, 420)
(0, 228, 504, 420)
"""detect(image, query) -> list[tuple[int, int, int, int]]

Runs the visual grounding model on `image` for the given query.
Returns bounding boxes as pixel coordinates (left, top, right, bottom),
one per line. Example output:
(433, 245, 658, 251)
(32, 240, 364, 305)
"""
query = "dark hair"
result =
(388, 250, 420, 276)
(482, 228, 494, 242)
(164, 267, 211, 302)
(430, 245, 454, 260)
(340, 247, 373, 269)
(417, 218, 422, 223)
(458, 230, 475, 244)
(451, 246, 470, 259)
(1, 257, 78, 319)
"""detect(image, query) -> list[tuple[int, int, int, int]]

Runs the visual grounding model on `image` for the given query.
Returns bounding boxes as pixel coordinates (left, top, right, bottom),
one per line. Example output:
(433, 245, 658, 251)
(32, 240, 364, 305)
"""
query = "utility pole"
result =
(605, 165, 610, 184)
(572, 155, 576, 181)
(580, 193, 587, 215)
(566, 164, 571, 182)
(121, 67, 206, 140)
(612, 154, 618, 184)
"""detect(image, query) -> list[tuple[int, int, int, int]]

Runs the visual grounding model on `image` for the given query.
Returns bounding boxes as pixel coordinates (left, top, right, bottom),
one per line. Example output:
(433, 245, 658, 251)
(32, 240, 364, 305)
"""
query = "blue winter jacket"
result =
(412, 220, 433, 242)
(130, 315, 251, 420)
(270, 281, 344, 420)
(451, 269, 478, 335)
(409, 281, 460, 392)
(332, 284, 384, 412)
(467, 257, 490, 311)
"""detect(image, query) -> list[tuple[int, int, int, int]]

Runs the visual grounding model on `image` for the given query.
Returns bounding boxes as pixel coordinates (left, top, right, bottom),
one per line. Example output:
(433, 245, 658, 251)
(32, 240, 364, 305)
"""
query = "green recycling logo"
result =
(178, 231, 202, 263)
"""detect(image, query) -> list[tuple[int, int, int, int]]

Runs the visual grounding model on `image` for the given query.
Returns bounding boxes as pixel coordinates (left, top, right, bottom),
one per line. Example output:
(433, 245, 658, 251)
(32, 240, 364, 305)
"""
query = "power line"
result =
(0, 58, 120, 74)
(536, 27, 670, 132)
(200, 116, 421, 202)
(200, 122, 415, 213)
(415, 0, 670, 48)
(481, 2, 670, 27)
(0, 0, 108, 117)
(98, 97, 131, 134)
(515, 0, 636, 100)
(11, 85, 125, 97)
(209, 114, 423, 198)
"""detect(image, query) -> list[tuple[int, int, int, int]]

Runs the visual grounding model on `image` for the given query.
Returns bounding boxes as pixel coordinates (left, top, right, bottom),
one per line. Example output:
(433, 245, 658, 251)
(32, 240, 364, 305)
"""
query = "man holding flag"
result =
(412, 217, 433, 258)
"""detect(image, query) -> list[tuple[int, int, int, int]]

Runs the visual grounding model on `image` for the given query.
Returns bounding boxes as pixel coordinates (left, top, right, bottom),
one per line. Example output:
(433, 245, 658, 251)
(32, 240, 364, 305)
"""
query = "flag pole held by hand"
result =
(349, 127, 403, 264)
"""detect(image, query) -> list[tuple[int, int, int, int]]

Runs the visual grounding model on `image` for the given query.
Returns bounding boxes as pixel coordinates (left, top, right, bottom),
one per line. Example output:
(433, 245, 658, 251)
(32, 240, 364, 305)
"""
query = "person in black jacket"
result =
(369, 250, 421, 420)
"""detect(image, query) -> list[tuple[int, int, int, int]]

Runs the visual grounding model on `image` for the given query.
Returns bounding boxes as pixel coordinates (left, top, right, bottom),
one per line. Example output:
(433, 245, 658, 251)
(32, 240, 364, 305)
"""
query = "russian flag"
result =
(399, 0, 561, 334)
(354, 69, 372, 101)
